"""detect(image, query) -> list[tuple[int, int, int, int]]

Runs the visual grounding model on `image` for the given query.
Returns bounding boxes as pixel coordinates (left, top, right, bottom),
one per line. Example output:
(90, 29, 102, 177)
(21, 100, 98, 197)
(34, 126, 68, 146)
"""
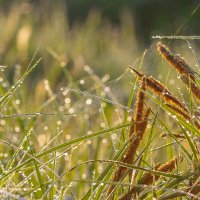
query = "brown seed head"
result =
(128, 117, 135, 139)
(157, 42, 196, 81)
(135, 78, 146, 122)
(186, 184, 200, 195)
(107, 107, 151, 196)
(130, 68, 189, 114)
(181, 75, 200, 102)
(119, 163, 161, 200)
(161, 132, 185, 139)
(134, 78, 146, 136)
(157, 157, 177, 173)
(119, 157, 178, 200)
(165, 104, 190, 121)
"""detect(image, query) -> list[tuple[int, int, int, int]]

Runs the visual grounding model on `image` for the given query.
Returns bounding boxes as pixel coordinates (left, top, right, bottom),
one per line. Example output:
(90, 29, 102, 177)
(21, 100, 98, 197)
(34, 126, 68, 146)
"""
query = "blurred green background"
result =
(1, 0, 200, 45)
(0, 0, 200, 103)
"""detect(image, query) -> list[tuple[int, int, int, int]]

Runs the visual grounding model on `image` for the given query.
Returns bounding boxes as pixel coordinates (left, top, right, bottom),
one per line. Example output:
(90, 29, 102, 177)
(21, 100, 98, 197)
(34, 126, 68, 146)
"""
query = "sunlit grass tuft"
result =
(1, 2, 200, 200)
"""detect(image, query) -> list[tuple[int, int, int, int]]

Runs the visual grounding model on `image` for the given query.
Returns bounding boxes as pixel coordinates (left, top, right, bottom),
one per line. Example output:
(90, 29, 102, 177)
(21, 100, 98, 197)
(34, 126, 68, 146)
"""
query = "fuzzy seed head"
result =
(157, 42, 195, 81)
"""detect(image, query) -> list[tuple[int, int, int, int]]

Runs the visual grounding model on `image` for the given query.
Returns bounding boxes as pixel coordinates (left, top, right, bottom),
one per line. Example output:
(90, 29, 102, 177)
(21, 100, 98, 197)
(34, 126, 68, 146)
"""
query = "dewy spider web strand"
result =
(65, 87, 134, 112)
(152, 3, 200, 40)
(152, 35, 200, 40)
(0, 112, 74, 119)
(0, 67, 134, 120)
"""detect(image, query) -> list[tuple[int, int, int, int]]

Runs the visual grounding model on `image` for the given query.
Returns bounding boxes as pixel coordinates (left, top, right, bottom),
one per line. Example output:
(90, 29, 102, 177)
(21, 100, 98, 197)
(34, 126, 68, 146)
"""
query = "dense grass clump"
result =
(1, 41, 200, 199)
(1, 2, 200, 200)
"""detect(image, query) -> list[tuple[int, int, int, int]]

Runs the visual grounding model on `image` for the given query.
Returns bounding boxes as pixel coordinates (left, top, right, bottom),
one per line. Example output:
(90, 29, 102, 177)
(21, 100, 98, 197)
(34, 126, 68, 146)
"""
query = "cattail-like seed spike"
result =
(149, 76, 169, 93)
(157, 42, 196, 81)
(130, 68, 189, 114)
(134, 78, 146, 135)
(164, 93, 188, 114)
(136, 108, 151, 140)
(128, 117, 135, 139)
(165, 103, 200, 130)
(165, 104, 190, 121)
(161, 132, 185, 139)
(148, 76, 189, 114)
(135, 78, 146, 122)
(186, 184, 200, 195)
(107, 108, 151, 196)
(181, 75, 200, 102)
(194, 121, 200, 130)
(129, 66, 144, 78)
(119, 163, 161, 200)
(157, 157, 177, 172)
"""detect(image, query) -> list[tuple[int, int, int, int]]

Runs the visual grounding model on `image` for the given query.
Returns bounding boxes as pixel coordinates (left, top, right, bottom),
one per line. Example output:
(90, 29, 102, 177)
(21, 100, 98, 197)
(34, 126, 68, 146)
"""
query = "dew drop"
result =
(15, 126, 20, 133)
(87, 131, 92, 135)
(66, 134, 71, 140)
(3, 153, 8, 157)
(104, 87, 110, 92)
(64, 98, 71, 104)
(69, 108, 74, 113)
(59, 105, 64, 111)
(63, 90, 68, 96)
(0, 120, 6, 126)
(87, 140, 91, 145)
(102, 139, 107, 144)
(57, 120, 62, 126)
(100, 123, 106, 128)
(86, 99, 92, 105)
(79, 79, 85, 85)
(15, 99, 20, 105)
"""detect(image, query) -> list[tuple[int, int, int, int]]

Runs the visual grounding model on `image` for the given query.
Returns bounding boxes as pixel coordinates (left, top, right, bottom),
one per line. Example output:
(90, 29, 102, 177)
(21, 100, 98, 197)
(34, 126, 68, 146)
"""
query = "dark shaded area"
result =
(66, 0, 200, 44)
(0, 0, 200, 45)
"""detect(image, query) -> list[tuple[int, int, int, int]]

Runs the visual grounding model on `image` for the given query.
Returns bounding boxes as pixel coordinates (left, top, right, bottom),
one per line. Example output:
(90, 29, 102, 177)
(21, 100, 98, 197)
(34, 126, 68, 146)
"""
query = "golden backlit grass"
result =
(1, 2, 200, 200)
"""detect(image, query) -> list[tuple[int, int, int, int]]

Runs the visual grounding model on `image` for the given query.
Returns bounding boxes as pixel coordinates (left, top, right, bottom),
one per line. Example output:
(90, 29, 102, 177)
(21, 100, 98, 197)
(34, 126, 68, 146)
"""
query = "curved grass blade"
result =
(0, 123, 131, 181)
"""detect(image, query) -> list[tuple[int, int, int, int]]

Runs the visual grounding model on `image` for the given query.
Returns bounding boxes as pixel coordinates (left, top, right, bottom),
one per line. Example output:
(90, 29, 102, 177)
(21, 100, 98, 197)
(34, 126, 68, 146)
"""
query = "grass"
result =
(1, 2, 200, 200)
